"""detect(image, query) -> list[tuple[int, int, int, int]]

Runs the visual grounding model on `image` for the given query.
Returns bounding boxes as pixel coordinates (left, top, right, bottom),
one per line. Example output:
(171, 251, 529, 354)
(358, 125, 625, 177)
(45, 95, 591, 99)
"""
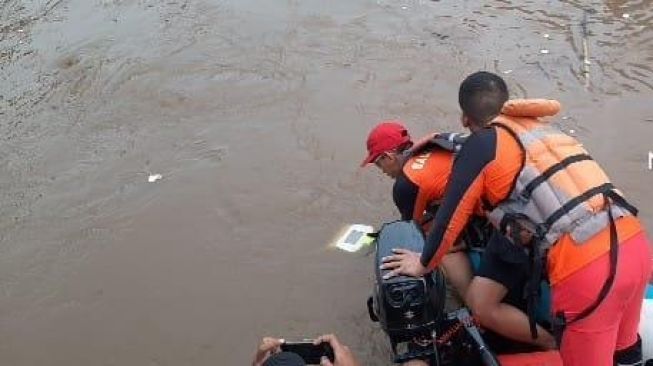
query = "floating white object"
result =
(335, 224, 374, 253)
(148, 174, 162, 183)
(502, 69, 513, 74)
(622, 13, 630, 19)
(401, 5, 408, 10)
(569, 129, 575, 134)
(543, 33, 550, 39)
(540, 49, 550, 54)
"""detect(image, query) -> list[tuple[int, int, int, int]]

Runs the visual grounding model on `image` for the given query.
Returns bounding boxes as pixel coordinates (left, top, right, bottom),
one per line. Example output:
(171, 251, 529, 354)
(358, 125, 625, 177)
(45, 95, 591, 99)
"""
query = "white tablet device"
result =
(335, 224, 375, 252)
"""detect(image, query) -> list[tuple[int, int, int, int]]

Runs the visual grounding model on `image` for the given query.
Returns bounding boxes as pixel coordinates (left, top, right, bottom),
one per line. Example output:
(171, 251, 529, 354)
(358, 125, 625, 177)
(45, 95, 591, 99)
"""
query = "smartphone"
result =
(280, 341, 335, 364)
(335, 224, 374, 253)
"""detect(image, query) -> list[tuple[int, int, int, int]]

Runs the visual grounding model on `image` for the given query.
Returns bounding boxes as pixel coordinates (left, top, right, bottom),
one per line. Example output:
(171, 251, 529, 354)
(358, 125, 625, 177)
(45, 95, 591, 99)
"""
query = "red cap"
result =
(361, 121, 411, 167)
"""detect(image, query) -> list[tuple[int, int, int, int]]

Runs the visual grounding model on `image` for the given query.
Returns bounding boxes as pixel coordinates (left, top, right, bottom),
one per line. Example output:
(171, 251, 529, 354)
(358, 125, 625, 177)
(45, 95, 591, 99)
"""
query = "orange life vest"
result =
(403, 134, 489, 242)
(486, 99, 639, 340)
(486, 99, 636, 250)
(402, 149, 454, 228)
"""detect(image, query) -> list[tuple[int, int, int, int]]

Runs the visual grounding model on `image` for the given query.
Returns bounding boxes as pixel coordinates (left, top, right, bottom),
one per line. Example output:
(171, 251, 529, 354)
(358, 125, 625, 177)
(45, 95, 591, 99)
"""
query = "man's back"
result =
(394, 149, 454, 224)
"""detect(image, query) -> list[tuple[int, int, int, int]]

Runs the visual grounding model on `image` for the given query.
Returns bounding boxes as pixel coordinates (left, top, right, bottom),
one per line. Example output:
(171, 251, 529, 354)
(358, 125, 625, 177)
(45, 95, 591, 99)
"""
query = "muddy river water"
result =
(1, 0, 652, 364)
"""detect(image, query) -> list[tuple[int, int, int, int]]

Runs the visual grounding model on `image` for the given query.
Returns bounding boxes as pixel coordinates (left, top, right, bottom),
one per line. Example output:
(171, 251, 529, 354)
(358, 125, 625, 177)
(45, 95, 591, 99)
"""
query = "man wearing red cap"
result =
(361, 121, 478, 303)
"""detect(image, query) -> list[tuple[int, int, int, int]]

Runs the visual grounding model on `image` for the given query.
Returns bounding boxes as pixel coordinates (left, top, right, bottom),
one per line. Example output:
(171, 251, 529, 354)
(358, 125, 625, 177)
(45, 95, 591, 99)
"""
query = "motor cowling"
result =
(368, 221, 446, 360)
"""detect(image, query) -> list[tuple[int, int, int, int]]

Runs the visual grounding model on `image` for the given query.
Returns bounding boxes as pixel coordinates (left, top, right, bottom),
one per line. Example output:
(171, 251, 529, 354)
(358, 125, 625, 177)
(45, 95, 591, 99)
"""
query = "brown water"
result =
(1, 0, 652, 364)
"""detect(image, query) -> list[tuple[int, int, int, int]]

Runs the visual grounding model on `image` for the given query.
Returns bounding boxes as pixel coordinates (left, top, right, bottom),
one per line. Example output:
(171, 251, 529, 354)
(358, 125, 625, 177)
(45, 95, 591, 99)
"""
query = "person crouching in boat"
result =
(360, 120, 486, 308)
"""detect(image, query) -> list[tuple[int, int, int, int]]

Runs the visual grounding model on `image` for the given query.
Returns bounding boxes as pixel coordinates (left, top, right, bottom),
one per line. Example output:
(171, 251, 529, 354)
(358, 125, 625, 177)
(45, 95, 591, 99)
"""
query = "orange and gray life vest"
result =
(486, 99, 636, 249)
(488, 99, 639, 341)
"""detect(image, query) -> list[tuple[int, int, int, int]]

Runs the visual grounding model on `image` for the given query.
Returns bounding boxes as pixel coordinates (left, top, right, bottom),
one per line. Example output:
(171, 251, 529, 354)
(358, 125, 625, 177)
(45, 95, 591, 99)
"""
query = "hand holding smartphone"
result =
(280, 340, 335, 365)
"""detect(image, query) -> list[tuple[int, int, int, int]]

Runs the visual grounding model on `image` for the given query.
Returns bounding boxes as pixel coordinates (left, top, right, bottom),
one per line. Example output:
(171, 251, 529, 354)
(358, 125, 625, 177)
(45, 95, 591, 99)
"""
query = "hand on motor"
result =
(252, 337, 284, 366)
(314, 334, 360, 366)
(380, 248, 428, 279)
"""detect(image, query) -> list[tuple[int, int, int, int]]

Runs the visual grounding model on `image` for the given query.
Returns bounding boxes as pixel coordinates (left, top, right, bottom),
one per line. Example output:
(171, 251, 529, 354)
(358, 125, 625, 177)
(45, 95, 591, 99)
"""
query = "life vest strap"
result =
(520, 187, 637, 340)
(550, 191, 638, 343)
(605, 189, 639, 216)
(521, 153, 594, 201)
(527, 240, 545, 339)
(543, 182, 615, 230)
(562, 193, 619, 325)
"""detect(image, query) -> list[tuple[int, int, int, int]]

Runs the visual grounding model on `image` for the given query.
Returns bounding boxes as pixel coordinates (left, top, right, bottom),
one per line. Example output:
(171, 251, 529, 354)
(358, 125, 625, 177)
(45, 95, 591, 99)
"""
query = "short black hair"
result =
(458, 71, 509, 126)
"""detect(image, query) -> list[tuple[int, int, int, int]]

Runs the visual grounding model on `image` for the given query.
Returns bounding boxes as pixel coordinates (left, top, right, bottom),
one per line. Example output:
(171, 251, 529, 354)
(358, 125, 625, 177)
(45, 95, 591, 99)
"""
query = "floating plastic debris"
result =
(147, 174, 162, 183)
(569, 129, 576, 134)
(333, 224, 375, 253)
(502, 70, 513, 74)
(543, 33, 550, 39)
(540, 49, 550, 54)
(401, 5, 408, 10)
(562, 116, 570, 120)
(17, 29, 24, 33)
(622, 13, 630, 19)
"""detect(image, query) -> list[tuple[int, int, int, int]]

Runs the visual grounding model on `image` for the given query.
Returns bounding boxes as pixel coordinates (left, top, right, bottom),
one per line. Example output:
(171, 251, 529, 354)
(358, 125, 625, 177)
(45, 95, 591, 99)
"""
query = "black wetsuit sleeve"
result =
(393, 174, 419, 221)
(420, 128, 498, 269)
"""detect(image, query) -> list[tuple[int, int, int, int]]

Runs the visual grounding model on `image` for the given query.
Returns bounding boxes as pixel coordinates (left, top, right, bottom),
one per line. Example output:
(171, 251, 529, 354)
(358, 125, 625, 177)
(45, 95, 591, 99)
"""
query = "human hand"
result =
(407, 132, 439, 155)
(314, 334, 360, 366)
(380, 248, 428, 279)
(252, 337, 284, 366)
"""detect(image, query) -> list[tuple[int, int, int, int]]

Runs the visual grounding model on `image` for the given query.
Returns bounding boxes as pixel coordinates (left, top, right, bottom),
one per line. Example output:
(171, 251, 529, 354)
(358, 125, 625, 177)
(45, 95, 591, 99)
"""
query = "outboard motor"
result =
(367, 221, 446, 363)
(367, 220, 501, 366)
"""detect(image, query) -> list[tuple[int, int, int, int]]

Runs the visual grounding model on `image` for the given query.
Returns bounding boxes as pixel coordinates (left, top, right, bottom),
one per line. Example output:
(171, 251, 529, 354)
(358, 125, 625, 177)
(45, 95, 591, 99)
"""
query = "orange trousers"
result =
(552, 231, 651, 366)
